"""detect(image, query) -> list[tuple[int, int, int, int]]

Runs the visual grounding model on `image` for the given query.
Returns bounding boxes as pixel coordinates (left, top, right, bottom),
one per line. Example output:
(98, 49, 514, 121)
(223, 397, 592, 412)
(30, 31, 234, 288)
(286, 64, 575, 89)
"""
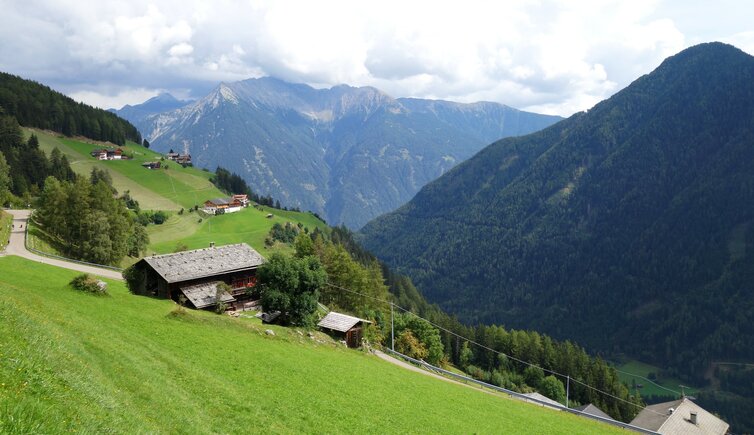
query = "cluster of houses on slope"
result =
(142, 151, 192, 170)
(90, 148, 129, 160)
(203, 194, 250, 215)
(166, 151, 192, 165)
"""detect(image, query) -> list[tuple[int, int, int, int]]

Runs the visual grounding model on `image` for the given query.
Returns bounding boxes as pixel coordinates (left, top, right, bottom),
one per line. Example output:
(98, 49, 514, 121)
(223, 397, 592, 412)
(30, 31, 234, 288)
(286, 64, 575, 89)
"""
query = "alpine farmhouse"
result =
(126, 243, 264, 311)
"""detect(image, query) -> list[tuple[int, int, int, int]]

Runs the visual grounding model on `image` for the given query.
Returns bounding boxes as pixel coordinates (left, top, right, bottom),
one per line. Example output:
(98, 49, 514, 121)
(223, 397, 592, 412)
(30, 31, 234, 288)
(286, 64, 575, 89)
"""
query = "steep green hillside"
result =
(0, 256, 621, 434)
(360, 42, 754, 383)
(31, 129, 223, 211)
(28, 129, 327, 260)
(147, 205, 325, 256)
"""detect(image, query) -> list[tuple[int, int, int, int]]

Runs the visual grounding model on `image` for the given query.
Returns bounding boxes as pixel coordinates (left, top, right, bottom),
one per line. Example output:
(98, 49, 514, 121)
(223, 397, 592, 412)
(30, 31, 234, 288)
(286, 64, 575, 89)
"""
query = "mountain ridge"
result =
(114, 77, 561, 228)
(358, 42, 754, 380)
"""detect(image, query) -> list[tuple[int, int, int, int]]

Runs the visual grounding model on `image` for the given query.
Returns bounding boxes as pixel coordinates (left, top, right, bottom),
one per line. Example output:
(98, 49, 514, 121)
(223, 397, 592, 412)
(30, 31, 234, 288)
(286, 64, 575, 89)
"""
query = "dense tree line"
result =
(0, 113, 76, 204)
(0, 72, 141, 145)
(211, 166, 308, 213)
(292, 226, 644, 421)
(211, 166, 277, 208)
(35, 170, 148, 265)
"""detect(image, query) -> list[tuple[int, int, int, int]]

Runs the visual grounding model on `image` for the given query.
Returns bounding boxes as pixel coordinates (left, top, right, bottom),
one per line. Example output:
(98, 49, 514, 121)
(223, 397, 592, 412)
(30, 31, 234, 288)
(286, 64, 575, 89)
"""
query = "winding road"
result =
(1, 209, 123, 280)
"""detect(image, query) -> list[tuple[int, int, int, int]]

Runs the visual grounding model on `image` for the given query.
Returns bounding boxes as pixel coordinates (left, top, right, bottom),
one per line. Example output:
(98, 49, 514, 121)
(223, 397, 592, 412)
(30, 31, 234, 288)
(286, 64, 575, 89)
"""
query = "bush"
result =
(70, 273, 108, 295)
(122, 264, 145, 295)
(151, 211, 168, 225)
(258, 254, 326, 326)
(396, 330, 428, 360)
(215, 283, 231, 314)
(539, 375, 566, 404)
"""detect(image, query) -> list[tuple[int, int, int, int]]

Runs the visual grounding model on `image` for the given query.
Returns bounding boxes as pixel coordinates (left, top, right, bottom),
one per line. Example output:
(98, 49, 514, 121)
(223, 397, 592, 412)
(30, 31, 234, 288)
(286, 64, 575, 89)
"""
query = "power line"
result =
(324, 281, 670, 418)
(612, 368, 683, 396)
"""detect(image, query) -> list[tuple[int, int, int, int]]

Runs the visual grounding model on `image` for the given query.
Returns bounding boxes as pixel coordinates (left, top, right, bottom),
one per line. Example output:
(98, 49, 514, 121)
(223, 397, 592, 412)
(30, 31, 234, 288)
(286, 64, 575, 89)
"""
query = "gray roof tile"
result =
(143, 243, 264, 283)
(317, 312, 370, 333)
(180, 281, 235, 309)
(630, 397, 729, 435)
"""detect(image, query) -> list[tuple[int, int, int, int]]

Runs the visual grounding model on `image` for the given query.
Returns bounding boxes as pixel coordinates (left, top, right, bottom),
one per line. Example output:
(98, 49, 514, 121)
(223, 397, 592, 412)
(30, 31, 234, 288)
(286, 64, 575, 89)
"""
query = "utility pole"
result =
(566, 375, 570, 409)
(390, 302, 394, 351)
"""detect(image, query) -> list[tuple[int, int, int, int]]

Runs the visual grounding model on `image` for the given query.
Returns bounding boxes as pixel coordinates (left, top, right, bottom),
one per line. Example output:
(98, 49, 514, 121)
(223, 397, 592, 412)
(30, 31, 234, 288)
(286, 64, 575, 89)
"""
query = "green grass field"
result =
(615, 359, 698, 400)
(25, 218, 59, 255)
(31, 129, 225, 211)
(26, 129, 329, 265)
(147, 206, 325, 256)
(0, 256, 622, 434)
(0, 210, 10, 250)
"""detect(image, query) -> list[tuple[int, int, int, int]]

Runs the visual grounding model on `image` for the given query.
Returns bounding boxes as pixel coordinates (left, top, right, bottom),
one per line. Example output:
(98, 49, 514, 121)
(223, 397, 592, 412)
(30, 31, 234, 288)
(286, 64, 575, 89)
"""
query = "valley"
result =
(1, 18, 751, 430)
(115, 78, 561, 228)
(358, 42, 754, 431)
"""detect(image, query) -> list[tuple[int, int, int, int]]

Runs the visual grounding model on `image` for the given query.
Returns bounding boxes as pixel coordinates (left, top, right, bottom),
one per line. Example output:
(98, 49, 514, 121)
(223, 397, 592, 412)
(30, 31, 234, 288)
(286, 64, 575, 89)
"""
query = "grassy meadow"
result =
(31, 129, 224, 211)
(25, 129, 328, 264)
(147, 206, 325, 256)
(0, 256, 622, 434)
(0, 210, 11, 250)
(615, 359, 699, 401)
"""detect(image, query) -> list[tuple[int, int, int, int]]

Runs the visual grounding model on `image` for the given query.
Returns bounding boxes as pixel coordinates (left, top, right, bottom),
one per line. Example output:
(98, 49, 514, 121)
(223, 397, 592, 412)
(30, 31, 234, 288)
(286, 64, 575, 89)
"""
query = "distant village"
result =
(90, 147, 129, 160)
(142, 150, 192, 170)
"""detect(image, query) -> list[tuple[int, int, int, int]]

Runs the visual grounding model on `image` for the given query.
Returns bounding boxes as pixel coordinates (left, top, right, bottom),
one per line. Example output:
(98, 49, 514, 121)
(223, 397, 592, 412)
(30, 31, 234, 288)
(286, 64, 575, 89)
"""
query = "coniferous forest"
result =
(0, 72, 141, 145)
(0, 113, 76, 201)
(0, 110, 147, 264)
(360, 42, 754, 429)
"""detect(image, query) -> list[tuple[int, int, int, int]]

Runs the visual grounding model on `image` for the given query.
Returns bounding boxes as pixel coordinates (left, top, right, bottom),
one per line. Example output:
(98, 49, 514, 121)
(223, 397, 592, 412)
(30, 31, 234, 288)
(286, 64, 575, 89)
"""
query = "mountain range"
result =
(359, 42, 754, 382)
(114, 78, 561, 228)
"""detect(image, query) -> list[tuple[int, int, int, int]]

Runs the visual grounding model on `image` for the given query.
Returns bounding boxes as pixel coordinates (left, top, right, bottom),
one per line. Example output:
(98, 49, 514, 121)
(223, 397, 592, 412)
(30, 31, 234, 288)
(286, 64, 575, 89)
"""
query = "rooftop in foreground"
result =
(143, 243, 264, 283)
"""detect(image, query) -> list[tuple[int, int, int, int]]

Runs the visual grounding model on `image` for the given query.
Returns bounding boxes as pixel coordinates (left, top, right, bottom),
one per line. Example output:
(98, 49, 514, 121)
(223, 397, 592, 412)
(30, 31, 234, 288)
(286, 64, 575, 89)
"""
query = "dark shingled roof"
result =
(317, 312, 371, 333)
(180, 281, 235, 309)
(143, 243, 264, 284)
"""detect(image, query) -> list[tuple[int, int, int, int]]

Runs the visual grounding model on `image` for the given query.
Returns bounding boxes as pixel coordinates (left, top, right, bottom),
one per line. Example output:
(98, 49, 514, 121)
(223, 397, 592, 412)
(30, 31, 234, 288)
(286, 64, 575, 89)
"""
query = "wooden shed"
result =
(317, 312, 371, 348)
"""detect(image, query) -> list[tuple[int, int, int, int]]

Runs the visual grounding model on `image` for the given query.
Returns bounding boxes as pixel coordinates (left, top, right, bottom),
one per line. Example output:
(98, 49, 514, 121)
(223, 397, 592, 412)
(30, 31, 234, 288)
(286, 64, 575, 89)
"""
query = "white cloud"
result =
(68, 87, 161, 110)
(0, 0, 751, 115)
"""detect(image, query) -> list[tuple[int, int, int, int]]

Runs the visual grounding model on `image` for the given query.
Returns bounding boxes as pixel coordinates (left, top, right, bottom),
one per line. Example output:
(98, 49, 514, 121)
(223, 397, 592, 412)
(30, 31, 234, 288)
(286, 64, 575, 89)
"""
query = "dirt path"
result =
(1, 209, 123, 280)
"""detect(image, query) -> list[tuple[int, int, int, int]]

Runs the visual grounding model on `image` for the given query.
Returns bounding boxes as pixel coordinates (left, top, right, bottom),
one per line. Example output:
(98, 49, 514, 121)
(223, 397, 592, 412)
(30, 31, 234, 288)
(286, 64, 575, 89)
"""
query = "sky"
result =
(1, 0, 752, 117)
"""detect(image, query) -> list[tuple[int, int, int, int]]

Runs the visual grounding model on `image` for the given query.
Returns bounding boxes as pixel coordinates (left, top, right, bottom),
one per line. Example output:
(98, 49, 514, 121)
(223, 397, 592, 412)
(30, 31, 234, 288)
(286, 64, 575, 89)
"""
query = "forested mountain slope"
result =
(0, 72, 141, 145)
(360, 42, 754, 381)
(118, 78, 561, 228)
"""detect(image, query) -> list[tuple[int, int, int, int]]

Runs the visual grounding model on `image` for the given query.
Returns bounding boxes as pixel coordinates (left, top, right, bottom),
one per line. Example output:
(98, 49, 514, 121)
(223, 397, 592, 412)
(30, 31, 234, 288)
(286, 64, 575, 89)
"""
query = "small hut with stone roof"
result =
(317, 311, 371, 348)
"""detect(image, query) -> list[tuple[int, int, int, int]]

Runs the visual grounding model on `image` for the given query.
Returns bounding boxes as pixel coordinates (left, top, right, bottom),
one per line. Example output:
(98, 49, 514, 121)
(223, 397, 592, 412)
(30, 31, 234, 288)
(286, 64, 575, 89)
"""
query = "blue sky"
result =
(1, 0, 752, 116)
